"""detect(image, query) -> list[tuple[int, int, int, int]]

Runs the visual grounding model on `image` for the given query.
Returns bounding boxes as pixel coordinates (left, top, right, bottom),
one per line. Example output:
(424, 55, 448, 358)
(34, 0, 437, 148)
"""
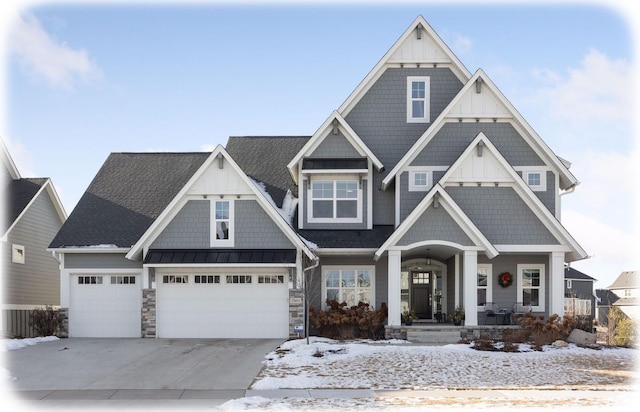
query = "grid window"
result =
(310, 179, 359, 221)
(163, 275, 189, 284)
(110, 276, 136, 285)
(226, 275, 252, 284)
(195, 275, 220, 284)
(407, 77, 430, 123)
(324, 268, 373, 308)
(78, 276, 103, 285)
(258, 275, 285, 284)
(214, 201, 230, 240)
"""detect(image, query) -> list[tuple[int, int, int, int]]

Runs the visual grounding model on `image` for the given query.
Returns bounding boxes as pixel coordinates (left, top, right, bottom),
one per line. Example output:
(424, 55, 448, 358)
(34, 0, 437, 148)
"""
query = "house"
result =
(598, 271, 640, 322)
(1, 139, 67, 337)
(563, 266, 596, 325)
(48, 16, 587, 339)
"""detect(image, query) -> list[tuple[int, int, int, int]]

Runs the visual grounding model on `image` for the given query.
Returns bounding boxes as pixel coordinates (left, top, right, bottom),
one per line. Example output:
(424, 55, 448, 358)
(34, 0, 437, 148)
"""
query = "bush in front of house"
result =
(29, 305, 63, 337)
(514, 312, 575, 350)
(607, 306, 637, 348)
(309, 299, 388, 340)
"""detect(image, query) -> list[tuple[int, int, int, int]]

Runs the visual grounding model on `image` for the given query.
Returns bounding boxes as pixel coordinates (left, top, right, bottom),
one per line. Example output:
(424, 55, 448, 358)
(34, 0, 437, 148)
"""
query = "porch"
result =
(385, 321, 520, 343)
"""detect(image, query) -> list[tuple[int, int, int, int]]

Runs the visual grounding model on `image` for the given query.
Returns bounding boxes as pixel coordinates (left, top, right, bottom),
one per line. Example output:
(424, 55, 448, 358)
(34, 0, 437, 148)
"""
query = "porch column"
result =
(387, 250, 402, 326)
(462, 250, 478, 326)
(549, 252, 565, 317)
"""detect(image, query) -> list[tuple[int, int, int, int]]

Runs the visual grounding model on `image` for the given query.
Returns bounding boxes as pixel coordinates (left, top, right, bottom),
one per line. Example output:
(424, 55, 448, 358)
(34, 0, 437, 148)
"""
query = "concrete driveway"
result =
(3, 338, 283, 393)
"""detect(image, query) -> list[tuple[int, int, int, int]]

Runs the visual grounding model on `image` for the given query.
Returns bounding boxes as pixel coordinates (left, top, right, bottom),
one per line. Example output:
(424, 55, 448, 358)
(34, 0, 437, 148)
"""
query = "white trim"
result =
(301, 169, 368, 175)
(314, 248, 377, 256)
(477, 263, 492, 311)
(1, 138, 21, 179)
(66, 268, 144, 275)
(516, 263, 546, 312)
(11, 244, 25, 264)
(307, 177, 362, 224)
(367, 162, 373, 229)
(48, 247, 132, 254)
(408, 169, 432, 192)
(210, 199, 234, 247)
(513, 166, 549, 192)
(494, 245, 572, 252)
(566, 279, 572, 289)
(321, 265, 376, 310)
(145, 263, 297, 268)
(1, 304, 62, 310)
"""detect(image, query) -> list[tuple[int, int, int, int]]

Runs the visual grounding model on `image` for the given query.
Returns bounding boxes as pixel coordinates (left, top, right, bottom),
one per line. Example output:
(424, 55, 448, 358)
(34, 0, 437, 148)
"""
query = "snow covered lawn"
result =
(252, 337, 637, 391)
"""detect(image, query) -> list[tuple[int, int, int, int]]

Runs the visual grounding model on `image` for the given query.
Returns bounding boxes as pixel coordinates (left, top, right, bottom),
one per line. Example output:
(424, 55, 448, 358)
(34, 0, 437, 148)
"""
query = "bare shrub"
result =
(516, 312, 575, 350)
(29, 305, 63, 337)
(309, 300, 388, 340)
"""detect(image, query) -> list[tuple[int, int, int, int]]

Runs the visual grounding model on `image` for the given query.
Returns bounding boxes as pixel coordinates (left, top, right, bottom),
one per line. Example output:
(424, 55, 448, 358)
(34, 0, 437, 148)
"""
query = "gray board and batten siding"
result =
(150, 199, 295, 250)
(345, 67, 465, 225)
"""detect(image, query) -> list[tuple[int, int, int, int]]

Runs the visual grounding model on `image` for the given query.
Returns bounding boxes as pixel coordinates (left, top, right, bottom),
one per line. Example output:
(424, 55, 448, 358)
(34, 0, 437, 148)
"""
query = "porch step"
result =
(406, 330, 461, 344)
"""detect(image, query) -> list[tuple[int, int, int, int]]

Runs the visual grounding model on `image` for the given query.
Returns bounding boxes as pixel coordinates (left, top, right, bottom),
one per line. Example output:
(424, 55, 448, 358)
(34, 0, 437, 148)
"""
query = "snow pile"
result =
(1, 336, 59, 352)
(252, 338, 637, 391)
(250, 179, 298, 226)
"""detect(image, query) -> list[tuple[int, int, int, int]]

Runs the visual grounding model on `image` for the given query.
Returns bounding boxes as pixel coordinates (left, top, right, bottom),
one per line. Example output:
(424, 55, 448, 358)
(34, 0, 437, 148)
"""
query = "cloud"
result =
(8, 12, 102, 89)
(532, 49, 634, 126)
(440, 29, 472, 56)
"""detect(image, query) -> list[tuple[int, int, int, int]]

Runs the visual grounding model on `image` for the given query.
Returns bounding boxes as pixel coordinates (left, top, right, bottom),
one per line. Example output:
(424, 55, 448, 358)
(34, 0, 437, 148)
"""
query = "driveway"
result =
(3, 338, 283, 392)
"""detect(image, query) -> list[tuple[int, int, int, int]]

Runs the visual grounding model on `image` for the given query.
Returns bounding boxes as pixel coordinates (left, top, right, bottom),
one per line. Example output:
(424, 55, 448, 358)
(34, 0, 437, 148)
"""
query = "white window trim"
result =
(406, 76, 430, 123)
(210, 199, 234, 247)
(517, 264, 546, 312)
(477, 264, 492, 311)
(515, 167, 548, 192)
(408, 169, 432, 192)
(307, 176, 362, 224)
(566, 279, 572, 289)
(321, 266, 375, 309)
(12, 244, 25, 264)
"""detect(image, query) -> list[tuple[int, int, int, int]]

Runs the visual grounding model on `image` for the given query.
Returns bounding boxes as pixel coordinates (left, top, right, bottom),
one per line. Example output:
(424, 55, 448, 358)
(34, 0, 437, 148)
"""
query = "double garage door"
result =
(69, 272, 289, 338)
(156, 272, 289, 338)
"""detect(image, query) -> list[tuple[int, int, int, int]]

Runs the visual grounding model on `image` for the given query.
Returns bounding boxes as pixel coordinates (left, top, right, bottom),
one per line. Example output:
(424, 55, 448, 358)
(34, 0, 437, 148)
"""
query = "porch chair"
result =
(484, 302, 499, 325)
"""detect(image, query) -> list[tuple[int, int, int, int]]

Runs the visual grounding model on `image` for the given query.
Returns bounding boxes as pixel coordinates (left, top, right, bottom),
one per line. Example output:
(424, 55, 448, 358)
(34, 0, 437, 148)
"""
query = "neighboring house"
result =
(1, 139, 67, 337)
(602, 271, 640, 321)
(595, 289, 619, 326)
(49, 16, 587, 339)
(563, 266, 596, 322)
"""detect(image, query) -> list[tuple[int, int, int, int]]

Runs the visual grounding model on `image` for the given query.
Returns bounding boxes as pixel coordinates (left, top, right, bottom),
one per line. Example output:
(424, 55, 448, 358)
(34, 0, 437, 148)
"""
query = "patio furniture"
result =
(485, 302, 511, 325)
(511, 302, 526, 324)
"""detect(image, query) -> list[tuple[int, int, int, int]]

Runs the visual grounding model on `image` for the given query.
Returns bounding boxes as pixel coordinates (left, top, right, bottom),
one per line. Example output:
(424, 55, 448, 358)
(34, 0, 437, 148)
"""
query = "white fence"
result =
(564, 298, 591, 316)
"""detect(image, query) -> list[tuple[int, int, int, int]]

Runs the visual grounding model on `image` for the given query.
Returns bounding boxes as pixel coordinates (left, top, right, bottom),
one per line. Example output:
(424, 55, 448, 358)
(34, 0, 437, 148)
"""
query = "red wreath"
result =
(498, 272, 513, 288)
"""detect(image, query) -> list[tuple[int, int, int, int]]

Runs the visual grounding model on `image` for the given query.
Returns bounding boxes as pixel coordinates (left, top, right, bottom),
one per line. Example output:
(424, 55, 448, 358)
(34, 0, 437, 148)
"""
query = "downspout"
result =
(303, 257, 320, 345)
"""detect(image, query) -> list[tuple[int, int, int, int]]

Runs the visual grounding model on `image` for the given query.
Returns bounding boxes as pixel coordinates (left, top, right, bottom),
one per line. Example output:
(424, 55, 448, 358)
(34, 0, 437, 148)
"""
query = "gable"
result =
(308, 132, 362, 158)
(397, 203, 474, 247)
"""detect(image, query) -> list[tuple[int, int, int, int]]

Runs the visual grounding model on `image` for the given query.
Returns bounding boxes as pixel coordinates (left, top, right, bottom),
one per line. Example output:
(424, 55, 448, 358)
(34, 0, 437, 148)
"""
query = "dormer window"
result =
(407, 76, 430, 123)
(308, 177, 362, 223)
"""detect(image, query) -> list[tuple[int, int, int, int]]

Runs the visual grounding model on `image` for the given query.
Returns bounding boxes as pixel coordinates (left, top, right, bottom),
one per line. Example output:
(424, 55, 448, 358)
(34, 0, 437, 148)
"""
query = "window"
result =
(78, 276, 103, 285)
(566, 279, 572, 289)
(323, 267, 374, 308)
(522, 170, 547, 191)
(408, 170, 431, 192)
(163, 275, 189, 284)
(211, 200, 234, 246)
(477, 264, 492, 310)
(110, 276, 136, 285)
(309, 179, 361, 223)
(517, 264, 545, 312)
(226, 275, 252, 284)
(258, 275, 285, 284)
(407, 76, 430, 123)
(12, 244, 25, 264)
(195, 275, 220, 284)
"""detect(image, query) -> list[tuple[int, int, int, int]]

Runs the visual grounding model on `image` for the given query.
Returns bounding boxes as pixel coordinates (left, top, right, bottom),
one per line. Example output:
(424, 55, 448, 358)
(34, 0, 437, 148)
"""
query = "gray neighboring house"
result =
(1, 139, 67, 337)
(49, 16, 588, 339)
(563, 266, 596, 323)
(597, 271, 640, 323)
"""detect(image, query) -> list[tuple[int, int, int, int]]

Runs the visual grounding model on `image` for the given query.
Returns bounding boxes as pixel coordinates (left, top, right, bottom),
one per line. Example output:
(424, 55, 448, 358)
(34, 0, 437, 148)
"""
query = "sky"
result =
(1, 0, 638, 289)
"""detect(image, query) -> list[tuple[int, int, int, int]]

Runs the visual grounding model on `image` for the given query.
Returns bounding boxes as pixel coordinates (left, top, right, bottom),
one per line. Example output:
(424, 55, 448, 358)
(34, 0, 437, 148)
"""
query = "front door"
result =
(411, 271, 433, 319)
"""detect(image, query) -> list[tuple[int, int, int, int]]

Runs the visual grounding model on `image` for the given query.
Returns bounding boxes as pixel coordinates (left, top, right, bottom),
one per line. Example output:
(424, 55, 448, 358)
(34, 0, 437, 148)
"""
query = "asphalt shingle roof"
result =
(226, 136, 310, 207)
(298, 226, 395, 249)
(564, 267, 596, 281)
(49, 152, 209, 248)
(607, 271, 639, 290)
(3, 177, 48, 233)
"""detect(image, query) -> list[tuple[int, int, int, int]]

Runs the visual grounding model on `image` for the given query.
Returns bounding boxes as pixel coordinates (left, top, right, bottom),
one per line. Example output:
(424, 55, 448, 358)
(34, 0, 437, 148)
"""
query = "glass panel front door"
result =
(411, 271, 432, 319)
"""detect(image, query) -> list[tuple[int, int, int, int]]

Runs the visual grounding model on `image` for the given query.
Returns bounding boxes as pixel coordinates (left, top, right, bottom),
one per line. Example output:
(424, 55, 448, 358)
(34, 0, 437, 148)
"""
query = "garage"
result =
(156, 272, 289, 338)
(69, 274, 142, 337)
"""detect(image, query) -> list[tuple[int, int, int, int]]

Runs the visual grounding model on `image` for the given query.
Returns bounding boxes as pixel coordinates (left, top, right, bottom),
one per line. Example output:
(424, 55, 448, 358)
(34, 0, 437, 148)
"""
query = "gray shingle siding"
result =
(64, 253, 142, 269)
(3, 190, 62, 305)
(410, 122, 545, 167)
(234, 200, 294, 249)
(346, 67, 464, 225)
(399, 172, 424, 222)
(446, 186, 559, 245)
(309, 133, 361, 158)
(151, 200, 209, 249)
(397, 205, 474, 247)
(301, 179, 368, 230)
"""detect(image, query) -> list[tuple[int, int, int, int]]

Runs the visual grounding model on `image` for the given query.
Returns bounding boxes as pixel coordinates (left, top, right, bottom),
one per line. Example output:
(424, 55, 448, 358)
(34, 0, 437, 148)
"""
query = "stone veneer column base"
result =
(288, 289, 304, 339)
(141, 289, 156, 338)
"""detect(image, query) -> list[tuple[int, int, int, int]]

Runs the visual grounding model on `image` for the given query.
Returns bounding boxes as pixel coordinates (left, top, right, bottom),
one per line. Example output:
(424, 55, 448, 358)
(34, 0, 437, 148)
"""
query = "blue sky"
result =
(1, 0, 638, 288)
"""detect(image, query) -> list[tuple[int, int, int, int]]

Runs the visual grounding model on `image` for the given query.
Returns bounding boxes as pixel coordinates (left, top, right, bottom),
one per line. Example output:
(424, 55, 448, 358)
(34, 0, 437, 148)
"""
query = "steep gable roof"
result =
(607, 271, 639, 290)
(226, 136, 309, 207)
(338, 15, 471, 116)
(565, 266, 596, 281)
(382, 69, 579, 191)
(49, 152, 210, 249)
(3, 177, 47, 233)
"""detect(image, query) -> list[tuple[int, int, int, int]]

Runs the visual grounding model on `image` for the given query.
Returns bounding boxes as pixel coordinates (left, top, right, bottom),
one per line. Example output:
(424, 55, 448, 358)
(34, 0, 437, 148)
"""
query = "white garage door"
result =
(157, 273, 289, 338)
(69, 274, 141, 337)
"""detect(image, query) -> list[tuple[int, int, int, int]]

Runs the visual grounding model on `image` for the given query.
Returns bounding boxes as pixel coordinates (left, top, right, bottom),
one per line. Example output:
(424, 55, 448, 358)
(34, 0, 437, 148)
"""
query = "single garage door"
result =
(157, 273, 289, 338)
(69, 274, 142, 337)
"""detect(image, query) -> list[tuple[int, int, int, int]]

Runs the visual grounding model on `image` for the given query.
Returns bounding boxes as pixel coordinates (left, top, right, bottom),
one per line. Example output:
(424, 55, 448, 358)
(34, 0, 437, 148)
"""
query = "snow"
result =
(252, 337, 637, 391)
(0, 336, 59, 352)
(250, 178, 298, 226)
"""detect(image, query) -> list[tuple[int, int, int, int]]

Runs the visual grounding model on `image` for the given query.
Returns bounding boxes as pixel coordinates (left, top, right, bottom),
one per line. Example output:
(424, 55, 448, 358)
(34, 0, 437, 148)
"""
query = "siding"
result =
(234, 200, 294, 249)
(309, 133, 361, 158)
(64, 253, 142, 269)
(397, 205, 474, 247)
(346, 67, 464, 225)
(151, 200, 209, 249)
(446, 186, 559, 245)
(2, 190, 62, 305)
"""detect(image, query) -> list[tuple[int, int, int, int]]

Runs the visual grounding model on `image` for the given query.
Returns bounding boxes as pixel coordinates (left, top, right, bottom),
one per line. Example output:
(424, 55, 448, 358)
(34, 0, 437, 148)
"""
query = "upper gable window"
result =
(523, 170, 547, 192)
(408, 170, 431, 192)
(12, 244, 25, 264)
(210, 200, 234, 246)
(407, 76, 430, 123)
(309, 178, 361, 223)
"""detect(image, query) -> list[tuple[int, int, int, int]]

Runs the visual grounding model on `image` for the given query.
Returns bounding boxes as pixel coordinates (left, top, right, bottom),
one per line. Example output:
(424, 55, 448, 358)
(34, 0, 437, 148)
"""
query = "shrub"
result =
(309, 300, 388, 340)
(29, 305, 63, 337)
(515, 312, 575, 350)
(607, 306, 638, 348)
